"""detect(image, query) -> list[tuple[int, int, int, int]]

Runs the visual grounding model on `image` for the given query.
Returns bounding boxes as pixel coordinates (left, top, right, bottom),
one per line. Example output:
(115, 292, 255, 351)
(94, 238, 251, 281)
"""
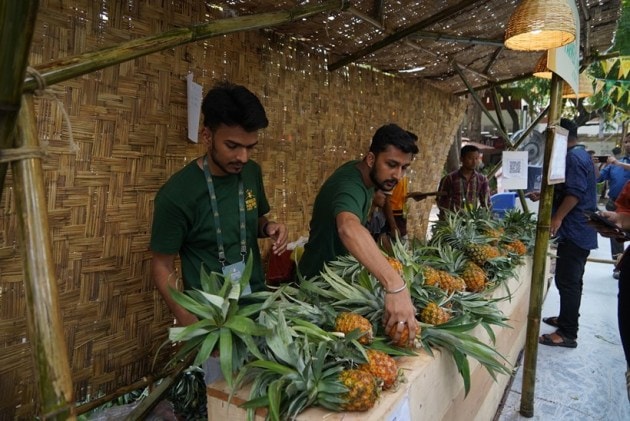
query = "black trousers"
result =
(554, 239, 590, 340)
(619, 250, 630, 366)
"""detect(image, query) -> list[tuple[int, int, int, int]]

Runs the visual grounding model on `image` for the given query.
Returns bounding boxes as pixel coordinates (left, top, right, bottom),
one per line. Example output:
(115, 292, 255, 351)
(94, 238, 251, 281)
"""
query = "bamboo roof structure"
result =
(203, 0, 621, 93)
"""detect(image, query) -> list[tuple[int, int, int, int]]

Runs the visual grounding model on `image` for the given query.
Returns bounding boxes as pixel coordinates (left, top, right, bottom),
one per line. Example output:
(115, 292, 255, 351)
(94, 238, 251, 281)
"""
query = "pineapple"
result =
(430, 244, 467, 293)
(420, 302, 451, 325)
(504, 239, 527, 255)
(386, 256, 403, 275)
(465, 243, 502, 267)
(339, 369, 379, 411)
(438, 270, 466, 294)
(462, 261, 488, 292)
(335, 312, 374, 345)
(359, 349, 399, 390)
(387, 321, 420, 348)
(421, 265, 442, 287)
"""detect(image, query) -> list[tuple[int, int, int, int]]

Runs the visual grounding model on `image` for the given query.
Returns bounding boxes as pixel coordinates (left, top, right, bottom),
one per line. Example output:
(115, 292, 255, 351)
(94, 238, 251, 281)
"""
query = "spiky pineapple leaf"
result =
(219, 327, 234, 388)
(168, 287, 216, 320)
(195, 329, 220, 365)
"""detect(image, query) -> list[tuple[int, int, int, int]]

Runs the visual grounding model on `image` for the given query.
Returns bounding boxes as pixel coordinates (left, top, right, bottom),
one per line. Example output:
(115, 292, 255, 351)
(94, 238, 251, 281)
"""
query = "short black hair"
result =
(369, 124, 419, 155)
(461, 144, 480, 157)
(201, 81, 269, 132)
(560, 118, 578, 139)
(613, 146, 622, 155)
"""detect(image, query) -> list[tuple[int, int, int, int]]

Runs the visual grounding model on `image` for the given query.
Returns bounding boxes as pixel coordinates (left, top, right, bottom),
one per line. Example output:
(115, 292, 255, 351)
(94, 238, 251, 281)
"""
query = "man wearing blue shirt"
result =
(598, 136, 630, 278)
(533, 119, 598, 348)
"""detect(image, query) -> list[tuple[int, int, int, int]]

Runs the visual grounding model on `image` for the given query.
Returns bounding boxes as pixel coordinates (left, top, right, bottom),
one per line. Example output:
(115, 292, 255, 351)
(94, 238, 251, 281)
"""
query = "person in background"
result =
(387, 132, 418, 240)
(365, 189, 394, 253)
(436, 144, 491, 219)
(150, 81, 288, 382)
(530, 118, 598, 348)
(298, 124, 419, 346)
(596, 179, 630, 401)
(597, 134, 630, 279)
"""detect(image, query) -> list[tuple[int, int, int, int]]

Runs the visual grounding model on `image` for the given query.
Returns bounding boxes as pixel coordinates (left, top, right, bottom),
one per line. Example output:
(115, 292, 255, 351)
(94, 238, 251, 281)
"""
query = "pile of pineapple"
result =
(165, 208, 536, 420)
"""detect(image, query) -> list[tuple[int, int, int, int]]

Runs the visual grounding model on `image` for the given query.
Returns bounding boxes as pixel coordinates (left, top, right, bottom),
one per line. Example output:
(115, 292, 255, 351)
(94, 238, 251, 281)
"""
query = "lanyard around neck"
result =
(202, 156, 247, 265)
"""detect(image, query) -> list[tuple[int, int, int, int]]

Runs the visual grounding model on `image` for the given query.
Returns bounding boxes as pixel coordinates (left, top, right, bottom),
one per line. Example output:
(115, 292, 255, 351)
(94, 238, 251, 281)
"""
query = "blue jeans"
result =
(554, 239, 590, 340)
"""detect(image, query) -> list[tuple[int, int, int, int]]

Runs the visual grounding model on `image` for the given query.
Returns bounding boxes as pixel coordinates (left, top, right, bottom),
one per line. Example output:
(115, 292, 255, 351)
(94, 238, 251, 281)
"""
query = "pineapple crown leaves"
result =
(165, 255, 272, 387)
(420, 323, 512, 396)
(237, 339, 349, 420)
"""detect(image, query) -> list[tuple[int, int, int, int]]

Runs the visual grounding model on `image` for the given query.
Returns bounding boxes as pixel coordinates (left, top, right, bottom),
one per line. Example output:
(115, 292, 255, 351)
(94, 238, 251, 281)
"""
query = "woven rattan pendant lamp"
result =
(504, 0, 576, 51)
(532, 53, 553, 79)
(561, 72, 594, 98)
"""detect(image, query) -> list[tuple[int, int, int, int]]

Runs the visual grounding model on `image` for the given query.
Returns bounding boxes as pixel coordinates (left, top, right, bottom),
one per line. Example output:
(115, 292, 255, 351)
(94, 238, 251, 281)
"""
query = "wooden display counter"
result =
(208, 258, 537, 420)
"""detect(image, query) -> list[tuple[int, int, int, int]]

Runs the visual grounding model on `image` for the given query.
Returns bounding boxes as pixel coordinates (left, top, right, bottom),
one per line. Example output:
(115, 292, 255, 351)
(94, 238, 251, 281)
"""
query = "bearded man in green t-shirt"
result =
(298, 124, 419, 347)
(150, 82, 288, 329)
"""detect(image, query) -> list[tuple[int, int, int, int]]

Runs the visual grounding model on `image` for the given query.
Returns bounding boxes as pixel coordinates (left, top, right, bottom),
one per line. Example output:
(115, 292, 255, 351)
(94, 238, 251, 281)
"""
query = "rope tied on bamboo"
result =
(26, 66, 79, 154)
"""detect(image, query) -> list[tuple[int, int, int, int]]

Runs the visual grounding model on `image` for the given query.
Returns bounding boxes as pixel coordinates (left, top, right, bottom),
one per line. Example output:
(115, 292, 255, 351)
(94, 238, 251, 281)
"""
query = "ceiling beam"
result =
(407, 31, 504, 47)
(373, 0, 385, 26)
(328, 0, 481, 71)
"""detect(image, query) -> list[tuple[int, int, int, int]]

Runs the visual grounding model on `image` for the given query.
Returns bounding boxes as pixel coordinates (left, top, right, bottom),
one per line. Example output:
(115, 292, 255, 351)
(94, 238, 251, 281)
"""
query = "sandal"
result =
(542, 316, 559, 327)
(538, 332, 577, 348)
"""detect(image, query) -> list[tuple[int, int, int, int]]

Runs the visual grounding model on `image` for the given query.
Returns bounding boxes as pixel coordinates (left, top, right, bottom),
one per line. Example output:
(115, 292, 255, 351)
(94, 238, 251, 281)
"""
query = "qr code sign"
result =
(508, 160, 521, 175)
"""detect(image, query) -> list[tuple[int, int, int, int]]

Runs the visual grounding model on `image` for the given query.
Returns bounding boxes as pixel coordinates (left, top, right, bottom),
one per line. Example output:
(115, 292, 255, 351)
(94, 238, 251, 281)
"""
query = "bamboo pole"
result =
(23, 0, 349, 93)
(0, 0, 39, 202)
(452, 62, 511, 145)
(13, 94, 74, 420)
(124, 352, 197, 421)
(519, 73, 565, 417)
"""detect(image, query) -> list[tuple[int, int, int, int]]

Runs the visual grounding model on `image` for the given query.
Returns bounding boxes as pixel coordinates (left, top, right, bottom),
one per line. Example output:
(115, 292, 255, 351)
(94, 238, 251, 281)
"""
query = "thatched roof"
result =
(205, 0, 621, 93)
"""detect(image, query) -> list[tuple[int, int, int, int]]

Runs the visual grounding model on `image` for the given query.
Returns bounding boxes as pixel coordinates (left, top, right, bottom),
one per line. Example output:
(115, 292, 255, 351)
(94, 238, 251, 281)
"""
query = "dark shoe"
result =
(542, 316, 559, 327)
(614, 270, 620, 279)
(538, 332, 577, 348)
(626, 370, 630, 402)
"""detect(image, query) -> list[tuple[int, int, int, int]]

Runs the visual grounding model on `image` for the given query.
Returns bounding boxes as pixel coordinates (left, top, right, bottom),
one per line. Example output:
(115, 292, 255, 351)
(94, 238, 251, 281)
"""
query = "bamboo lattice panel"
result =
(0, 1, 465, 418)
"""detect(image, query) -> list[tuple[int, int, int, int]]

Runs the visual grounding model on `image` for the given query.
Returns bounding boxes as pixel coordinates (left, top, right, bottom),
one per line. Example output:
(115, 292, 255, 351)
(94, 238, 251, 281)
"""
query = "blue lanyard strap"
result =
(202, 156, 247, 265)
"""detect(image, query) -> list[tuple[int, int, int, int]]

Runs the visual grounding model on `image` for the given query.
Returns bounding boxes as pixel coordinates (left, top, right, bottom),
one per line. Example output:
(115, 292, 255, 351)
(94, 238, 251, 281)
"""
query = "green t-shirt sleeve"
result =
(150, 190, 189, 255)
(331, 179, 370, 222)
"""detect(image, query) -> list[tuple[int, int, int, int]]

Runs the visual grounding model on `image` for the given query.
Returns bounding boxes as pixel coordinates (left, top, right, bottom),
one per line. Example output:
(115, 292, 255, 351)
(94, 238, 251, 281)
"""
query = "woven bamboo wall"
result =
(0, 1, 465, 418)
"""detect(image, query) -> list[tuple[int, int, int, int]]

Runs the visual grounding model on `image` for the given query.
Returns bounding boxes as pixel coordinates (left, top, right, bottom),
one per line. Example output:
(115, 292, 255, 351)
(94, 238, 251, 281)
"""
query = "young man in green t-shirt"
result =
(298, 124, 419, 347)
(150, 82, 288, 328)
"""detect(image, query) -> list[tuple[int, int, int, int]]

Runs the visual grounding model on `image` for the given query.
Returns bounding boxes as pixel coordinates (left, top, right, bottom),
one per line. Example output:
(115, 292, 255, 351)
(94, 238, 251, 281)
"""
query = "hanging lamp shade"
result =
(504, 0, 576, 51)
(562, 73, 594, 99)
(532, 53, 553, 79)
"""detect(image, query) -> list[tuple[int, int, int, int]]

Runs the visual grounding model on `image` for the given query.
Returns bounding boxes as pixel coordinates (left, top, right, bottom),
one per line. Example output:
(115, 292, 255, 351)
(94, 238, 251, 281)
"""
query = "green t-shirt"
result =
(150, 158, 270, 292)
(298, 160, 374, 278)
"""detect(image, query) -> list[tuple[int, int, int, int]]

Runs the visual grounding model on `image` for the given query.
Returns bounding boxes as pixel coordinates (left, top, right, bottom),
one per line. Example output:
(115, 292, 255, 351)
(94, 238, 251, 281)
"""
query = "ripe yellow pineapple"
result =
(387, 321, 420, 348)
(420, 302, 451, 325)
(462, 261, 487, 292)
(339, 369, 378, 411)
(386, 256, 403, 275)
(335, 312, 374, 345)
(504, 239, 527, 255)
(359, 349, 399, 390)
(421, 265, 441, 287)
(438, 270, 466, 294)
(465, 243, 501, 267)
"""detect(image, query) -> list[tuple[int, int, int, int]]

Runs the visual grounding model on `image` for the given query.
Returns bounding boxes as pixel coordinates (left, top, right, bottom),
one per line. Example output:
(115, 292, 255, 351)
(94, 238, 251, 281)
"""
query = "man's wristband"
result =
(384, 283, 406, 294)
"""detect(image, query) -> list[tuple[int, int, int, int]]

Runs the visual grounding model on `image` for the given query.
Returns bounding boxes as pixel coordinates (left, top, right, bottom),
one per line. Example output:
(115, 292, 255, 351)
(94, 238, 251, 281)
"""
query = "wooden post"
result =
(13, 94, 74, 420)
(519, 73, 565, 417)
(0, 0, 39, 202)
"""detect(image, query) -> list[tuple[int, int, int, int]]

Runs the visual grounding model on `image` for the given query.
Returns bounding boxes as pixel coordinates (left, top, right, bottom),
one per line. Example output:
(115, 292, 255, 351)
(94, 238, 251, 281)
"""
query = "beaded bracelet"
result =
(384, 283, 407, 294)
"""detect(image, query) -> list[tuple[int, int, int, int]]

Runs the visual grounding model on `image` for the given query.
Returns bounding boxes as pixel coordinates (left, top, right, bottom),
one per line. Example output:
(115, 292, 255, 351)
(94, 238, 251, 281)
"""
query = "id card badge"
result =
(222, 261, 251, 296)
